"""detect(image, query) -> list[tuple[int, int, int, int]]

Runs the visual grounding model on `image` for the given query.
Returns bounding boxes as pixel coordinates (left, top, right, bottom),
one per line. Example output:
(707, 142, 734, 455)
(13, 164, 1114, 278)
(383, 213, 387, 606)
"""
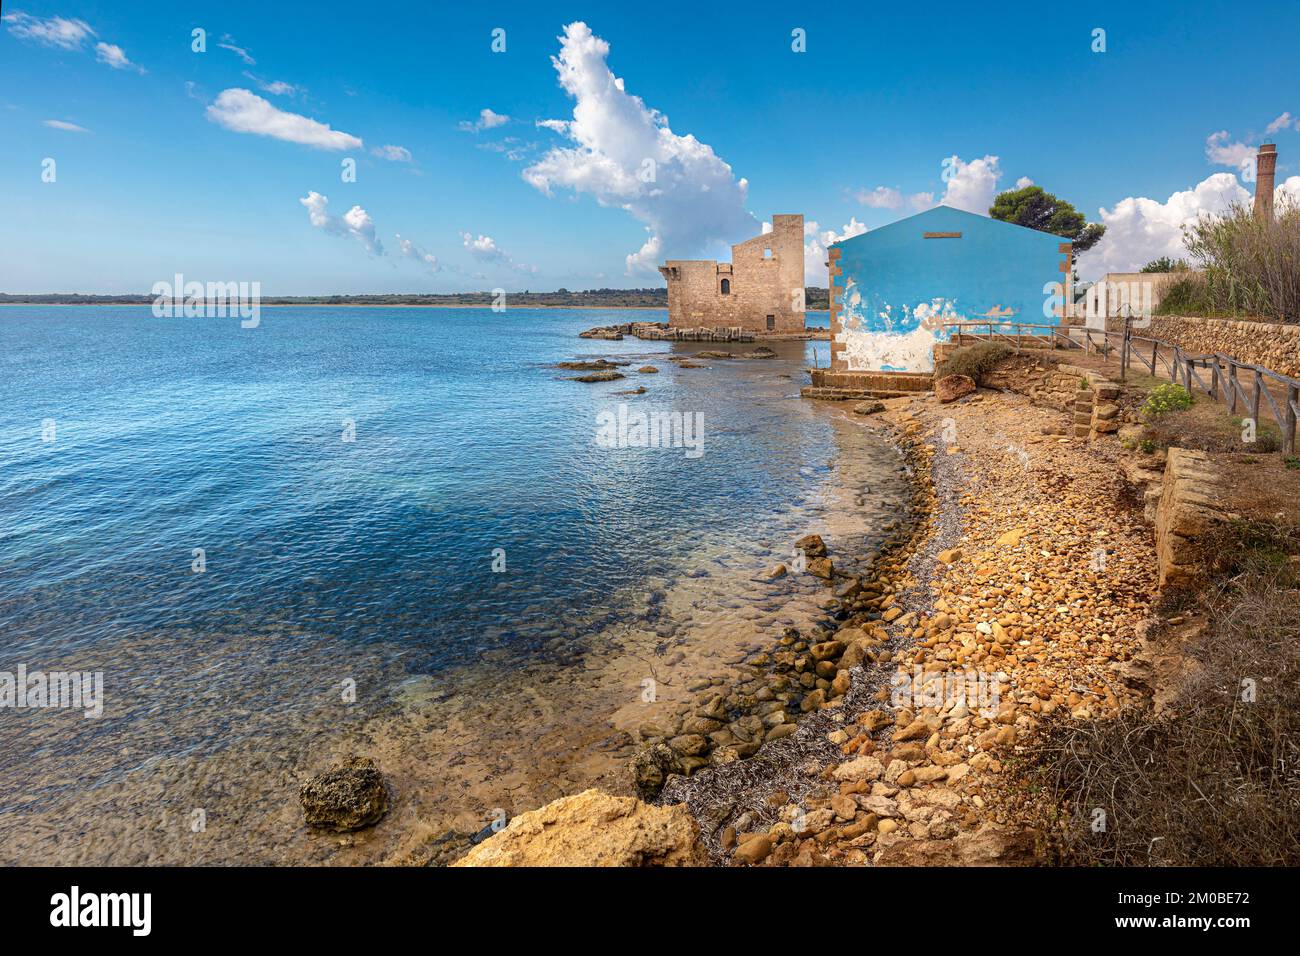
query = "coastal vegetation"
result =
(935, 342, 1013, 384)
(1156, 201, 1300, 323)
(988, 185, 1106, 252)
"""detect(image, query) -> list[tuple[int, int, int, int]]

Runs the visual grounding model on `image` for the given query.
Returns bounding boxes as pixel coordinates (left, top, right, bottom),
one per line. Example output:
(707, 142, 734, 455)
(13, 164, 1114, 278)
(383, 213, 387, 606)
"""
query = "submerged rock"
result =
(571, 369, 625, 383)
(453, 789, 707, 867)
(555, 359, 623, 371)
(744, 346, 776, 359)
(300, 755, 390, 832)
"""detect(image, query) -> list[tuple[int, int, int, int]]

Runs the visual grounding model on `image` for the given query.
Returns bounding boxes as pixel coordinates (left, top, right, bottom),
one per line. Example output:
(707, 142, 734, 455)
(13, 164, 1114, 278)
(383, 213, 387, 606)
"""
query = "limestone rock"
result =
(454, 789, 708, 867)
(935, 374, 976, 403)
(807, 557, 834, 580)
(875, 823, 1041, 866)
(571, 370, 625, 383)
(794, 533, 828, 558)
(630, 742, 680, 800)
(300, 755, 390, 832)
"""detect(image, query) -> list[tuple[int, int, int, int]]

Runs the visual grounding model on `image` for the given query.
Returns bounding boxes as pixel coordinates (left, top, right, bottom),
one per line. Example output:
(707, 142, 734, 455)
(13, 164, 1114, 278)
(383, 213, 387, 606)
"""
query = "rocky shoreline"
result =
(455, 379, 1164, 866)
(672, 388, 1159, 866)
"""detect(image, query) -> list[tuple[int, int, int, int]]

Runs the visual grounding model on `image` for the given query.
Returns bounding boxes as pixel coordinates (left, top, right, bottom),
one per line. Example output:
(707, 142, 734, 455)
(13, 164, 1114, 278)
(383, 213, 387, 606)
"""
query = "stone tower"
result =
(1254, 144, 1277, 221)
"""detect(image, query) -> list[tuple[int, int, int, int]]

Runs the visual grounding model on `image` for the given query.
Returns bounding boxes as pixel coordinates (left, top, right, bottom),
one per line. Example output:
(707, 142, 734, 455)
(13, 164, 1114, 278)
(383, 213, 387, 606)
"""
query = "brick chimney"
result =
(1254, 143, 1277, 220)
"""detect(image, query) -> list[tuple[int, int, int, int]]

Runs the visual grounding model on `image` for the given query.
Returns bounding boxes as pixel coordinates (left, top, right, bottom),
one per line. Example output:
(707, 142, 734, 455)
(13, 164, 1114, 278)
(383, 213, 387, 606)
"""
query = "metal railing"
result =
(936, 318, 1300, 454)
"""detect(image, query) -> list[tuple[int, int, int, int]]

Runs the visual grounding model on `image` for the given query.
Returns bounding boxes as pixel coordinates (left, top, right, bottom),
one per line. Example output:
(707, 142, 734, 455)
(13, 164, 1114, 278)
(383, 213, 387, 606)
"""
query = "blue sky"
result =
(1, 0, 1297, 294)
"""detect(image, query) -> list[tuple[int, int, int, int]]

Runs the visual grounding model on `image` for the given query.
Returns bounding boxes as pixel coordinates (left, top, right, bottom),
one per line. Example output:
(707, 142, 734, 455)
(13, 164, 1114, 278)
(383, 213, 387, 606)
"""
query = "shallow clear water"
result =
(0, 306, 910, 864)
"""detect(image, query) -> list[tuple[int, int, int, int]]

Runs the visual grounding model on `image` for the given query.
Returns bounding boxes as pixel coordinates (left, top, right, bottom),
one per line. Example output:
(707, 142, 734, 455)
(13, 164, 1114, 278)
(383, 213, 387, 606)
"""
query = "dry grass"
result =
(1032, 522, 1300, 865)
(1158, 201, 1300, 323)
(937, 342, 1013, 383)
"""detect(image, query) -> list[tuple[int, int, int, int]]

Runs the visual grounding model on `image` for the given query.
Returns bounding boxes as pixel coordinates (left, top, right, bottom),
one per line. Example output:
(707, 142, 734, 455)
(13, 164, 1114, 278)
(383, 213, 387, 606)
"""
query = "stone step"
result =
(808, 369, 934, 393)
(800, 386, 913, 401)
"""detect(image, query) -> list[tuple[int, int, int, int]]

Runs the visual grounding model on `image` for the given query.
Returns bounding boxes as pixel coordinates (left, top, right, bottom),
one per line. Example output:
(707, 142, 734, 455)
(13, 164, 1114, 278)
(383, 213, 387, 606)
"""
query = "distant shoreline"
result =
(0, 288, 832, 311)
(0, 302, 832, 313)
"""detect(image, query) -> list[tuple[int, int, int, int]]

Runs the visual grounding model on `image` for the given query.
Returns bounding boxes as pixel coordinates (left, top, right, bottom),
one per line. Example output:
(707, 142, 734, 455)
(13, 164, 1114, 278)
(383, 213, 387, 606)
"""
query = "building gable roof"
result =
(832, 204, 1066, 252)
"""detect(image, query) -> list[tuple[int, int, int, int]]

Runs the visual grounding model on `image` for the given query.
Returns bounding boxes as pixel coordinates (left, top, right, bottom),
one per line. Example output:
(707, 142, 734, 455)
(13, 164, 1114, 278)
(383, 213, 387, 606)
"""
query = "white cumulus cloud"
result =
(940, 155, 1001, 214)
(854, 186, 904, 209)
(300, 191, 383, 256)
(396, 234, 439, 272)
(207, 89, 362, 151)
(1205, 130, 1256, 171)
(459, 108, 509, 132)
(803, 218, 867, 286)
(459, 231, 535, 274)
(1076, 172, 1251, 280)
(520, 21, 755, 275)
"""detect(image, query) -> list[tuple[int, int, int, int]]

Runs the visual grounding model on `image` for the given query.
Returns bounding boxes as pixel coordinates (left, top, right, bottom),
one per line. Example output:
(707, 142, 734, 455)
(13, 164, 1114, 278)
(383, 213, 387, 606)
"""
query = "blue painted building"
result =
(828, 206, 1071, 372)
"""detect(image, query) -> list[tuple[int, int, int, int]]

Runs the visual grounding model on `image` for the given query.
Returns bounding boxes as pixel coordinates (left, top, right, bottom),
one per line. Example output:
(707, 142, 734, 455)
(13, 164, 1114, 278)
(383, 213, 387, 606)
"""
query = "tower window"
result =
(720, 278, 730, 295)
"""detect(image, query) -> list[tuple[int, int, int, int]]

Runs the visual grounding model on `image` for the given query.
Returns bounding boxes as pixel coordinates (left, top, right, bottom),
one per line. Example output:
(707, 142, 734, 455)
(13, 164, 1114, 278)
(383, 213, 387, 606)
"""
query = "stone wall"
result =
(660, 214, 805, 333)
(981, 357, 1099, 412)
(1120, 315, 1300, 379)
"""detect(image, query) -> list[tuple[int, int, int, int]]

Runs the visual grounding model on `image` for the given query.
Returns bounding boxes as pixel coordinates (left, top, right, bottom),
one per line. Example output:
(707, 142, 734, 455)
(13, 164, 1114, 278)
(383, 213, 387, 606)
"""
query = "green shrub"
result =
(1286, 456, 1300, 471)
(1142, 383, 1193, 419)
(936, 342, 1013, 383)
(1138, 438, 1157, 454)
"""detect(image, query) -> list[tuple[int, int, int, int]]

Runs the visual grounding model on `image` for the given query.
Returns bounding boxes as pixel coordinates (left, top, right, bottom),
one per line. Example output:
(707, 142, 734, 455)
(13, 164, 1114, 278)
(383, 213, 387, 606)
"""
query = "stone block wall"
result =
(1112, 315, 1300, 379)
(981, 358, 1099, 412)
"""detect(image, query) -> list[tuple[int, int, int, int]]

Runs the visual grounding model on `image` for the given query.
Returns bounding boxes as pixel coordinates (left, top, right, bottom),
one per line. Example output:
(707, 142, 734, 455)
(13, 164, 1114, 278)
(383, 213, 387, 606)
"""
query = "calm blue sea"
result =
(0, 306, 930, 863)
(1, 306, 837, 669)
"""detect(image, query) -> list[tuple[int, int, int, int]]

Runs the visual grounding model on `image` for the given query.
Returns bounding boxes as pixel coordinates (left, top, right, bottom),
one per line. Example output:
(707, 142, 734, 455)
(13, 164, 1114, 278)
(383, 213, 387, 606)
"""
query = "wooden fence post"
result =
(1285, 385, 1298, 456)
(1251, 368, 1263, 428)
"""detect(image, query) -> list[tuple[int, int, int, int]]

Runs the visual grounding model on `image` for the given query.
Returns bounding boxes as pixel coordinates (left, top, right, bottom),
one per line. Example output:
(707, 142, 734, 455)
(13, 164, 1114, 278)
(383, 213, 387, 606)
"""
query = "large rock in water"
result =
(300, 755, 390, 832)
(794, 533, 828, 559)
(934, 374, 976, 403)
(453, 789, 708, 867)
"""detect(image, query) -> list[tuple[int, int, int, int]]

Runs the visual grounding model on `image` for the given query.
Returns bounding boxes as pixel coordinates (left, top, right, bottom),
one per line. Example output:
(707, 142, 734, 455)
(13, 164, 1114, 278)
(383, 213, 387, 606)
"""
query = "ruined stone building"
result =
(658, 214, 805, 333)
